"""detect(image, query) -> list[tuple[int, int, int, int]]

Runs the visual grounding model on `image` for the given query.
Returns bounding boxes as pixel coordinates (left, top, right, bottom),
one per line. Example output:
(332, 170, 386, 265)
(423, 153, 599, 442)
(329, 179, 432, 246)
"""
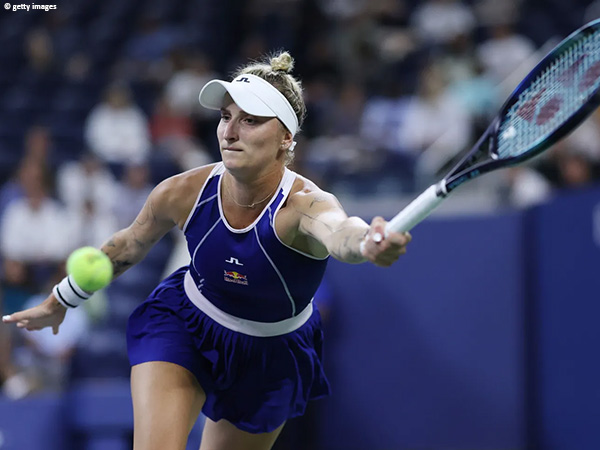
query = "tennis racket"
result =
(386, 18, 600, 234)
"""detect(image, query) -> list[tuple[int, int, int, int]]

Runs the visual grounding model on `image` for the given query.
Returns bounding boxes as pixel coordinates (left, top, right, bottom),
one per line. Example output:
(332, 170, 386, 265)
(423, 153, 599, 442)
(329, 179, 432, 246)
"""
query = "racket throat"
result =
(436, 180, 449, 197)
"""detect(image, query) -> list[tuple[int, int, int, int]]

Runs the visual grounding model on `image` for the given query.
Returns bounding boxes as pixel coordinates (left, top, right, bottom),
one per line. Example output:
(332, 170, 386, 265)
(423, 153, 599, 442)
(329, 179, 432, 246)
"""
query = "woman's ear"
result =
(280, 129, 293, 150)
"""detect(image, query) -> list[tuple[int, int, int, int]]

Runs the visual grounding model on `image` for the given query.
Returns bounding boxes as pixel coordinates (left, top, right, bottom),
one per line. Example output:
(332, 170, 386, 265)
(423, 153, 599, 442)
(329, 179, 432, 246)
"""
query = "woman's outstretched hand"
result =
(361, 216, 412, 267)
(2, 295, 67, 335)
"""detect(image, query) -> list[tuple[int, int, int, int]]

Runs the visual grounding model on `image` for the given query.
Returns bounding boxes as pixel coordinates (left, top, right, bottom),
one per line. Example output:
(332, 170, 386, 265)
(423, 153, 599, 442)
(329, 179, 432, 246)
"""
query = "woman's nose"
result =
(223, 119, 238, 140)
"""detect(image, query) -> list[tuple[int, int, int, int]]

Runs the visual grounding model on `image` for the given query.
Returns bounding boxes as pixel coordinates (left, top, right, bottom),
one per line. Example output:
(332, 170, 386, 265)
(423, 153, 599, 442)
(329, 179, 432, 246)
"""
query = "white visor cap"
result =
(199, 73, 298, 136)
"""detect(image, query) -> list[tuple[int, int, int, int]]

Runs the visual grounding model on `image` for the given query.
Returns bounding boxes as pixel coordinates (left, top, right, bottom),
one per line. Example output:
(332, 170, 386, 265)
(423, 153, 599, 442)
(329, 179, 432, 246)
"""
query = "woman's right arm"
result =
(102, 178, 179, 279)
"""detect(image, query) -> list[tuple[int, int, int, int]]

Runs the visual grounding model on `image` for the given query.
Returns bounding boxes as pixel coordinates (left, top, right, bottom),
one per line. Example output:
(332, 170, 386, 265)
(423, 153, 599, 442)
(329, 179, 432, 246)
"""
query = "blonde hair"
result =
(234, 51, 306, 164)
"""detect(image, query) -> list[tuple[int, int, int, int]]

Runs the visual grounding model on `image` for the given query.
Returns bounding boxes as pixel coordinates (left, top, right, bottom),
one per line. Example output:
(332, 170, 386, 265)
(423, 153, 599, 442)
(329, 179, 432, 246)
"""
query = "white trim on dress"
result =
(183, 271, 313, 337)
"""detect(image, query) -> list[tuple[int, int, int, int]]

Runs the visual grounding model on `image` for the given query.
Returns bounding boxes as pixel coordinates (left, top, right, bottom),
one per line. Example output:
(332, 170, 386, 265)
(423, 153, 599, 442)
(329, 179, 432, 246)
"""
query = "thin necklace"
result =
(224, 177, 280, 208)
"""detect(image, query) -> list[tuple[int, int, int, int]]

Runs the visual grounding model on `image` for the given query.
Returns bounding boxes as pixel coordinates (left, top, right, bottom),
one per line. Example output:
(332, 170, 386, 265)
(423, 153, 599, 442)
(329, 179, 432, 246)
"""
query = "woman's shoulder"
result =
(167, 163, 219, 189)
(288, 172, 322, 197)
(162, 162, 223, 189)
(287, 172, 336, 206)
(154, 163, 220, 228)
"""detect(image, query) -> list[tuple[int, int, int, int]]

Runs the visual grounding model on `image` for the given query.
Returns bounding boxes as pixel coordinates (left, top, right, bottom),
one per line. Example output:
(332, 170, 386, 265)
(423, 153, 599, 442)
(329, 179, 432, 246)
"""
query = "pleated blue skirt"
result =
(126, 266, 331, 433)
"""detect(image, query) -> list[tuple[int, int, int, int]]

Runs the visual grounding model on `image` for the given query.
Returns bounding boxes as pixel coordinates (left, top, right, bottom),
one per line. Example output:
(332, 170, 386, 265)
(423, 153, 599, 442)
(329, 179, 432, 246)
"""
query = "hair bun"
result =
(270, 52, 294, 73)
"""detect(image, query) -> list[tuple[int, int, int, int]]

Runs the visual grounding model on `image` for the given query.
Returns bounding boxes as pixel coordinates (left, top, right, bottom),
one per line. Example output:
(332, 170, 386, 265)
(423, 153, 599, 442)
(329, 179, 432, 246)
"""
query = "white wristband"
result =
(52, 275, 92, 308)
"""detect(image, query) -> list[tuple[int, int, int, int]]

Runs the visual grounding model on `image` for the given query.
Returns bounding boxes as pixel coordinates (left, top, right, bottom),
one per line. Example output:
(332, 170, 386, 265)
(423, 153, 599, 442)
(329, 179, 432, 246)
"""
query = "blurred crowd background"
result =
(0, 0, 599, 430)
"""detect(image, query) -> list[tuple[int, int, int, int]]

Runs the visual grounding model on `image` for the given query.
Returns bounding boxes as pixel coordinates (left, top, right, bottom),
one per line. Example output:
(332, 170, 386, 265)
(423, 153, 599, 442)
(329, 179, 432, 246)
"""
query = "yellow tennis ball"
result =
(66, 246, 113, 292)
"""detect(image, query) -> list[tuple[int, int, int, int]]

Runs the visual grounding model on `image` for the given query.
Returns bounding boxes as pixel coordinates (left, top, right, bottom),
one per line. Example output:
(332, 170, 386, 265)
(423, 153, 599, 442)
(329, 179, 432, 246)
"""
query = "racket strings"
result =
(497, 29, 600, 159)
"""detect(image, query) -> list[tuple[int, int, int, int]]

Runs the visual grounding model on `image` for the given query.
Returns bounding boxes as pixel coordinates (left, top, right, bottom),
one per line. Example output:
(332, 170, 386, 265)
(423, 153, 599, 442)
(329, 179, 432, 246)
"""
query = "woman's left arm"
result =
(294, 190, 411, 267)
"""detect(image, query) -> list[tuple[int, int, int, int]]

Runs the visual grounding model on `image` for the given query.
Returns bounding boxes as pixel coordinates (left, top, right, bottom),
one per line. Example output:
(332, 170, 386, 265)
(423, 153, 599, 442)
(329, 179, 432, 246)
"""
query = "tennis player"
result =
(3, 51, 411, 450)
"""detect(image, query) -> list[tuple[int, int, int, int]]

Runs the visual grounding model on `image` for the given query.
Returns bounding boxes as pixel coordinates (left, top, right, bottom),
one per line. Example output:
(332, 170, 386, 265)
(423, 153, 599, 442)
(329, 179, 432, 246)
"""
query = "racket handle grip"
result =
(385, 184, 445, 234)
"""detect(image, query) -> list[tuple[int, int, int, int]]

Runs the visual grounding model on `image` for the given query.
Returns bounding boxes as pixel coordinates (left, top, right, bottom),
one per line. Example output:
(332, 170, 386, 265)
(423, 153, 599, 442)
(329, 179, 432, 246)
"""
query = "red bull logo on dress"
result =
(224, 270, 248, 285)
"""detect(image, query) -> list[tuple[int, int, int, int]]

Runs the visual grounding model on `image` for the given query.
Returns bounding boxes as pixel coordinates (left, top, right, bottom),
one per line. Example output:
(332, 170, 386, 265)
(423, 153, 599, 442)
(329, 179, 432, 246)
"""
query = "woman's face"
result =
(216, 95, 291, 175)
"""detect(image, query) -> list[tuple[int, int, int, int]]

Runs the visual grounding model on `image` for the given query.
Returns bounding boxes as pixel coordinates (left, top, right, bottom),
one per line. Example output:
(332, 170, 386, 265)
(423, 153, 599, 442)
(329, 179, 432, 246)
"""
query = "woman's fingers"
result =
(362, 217, 412, 266)
(3, 308, 35, 323)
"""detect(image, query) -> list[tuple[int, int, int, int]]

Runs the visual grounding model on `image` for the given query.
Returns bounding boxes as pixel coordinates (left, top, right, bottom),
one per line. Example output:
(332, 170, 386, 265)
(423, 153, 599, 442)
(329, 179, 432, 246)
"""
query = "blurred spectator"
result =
(225, 33, 270, 78)
(0, 162, 70, 267)
(0, 158, 66, 399)
(300, 34, 341, 84)
(328, 11, 382, 84)
(42, 10, 86, 69)
(303, 77, 338, 138)
(112, 163, 153, 229)
(438, 33, 500, 130)
(448, 59, 500, 130)
(476, 23, 536, 87)
(536, 138, 600, 189)
(149, 94, 213, 179)
(473, 0, 522, 27)
(556, 152, 598, 188)
(410, 0, 476, 47)
(120, 15, 184, 83)
(11, 292, 89, 394)
(368, 0, 410, 28)
(150, 94, 194, 142)
(500, 167, 553, 208)
(562, 109, 600, 163)
(70, 196, 119, 249)
(359, 78, 411, 154)
(164, 52, 218, 119)
(125, 16, 184, 63)
(244, 0, 303, 52)
(64, 52, 92, 83)
(401, 63, 472, 181)
(438, 33, 479, 85)
(56, 151, 117, 214)
(0, 324, 24, 398)
(24, 124, 53, 164)
(303, 135, 366, 190)
(23, 28, 56, 77)
(18, 29, 61, 125)
(0, 260, 36, 399)
(0, 125, 53, 219)
(0, 157, 45, 220)
(330, 82, 366, 136)
(318, 0, 367, 21)
(84, 82, 151, 168)
(356, 77, 416, 190)
(302, 82, 370, 188)
(1, 350, 34, 399)
(154, 136, 213, 176)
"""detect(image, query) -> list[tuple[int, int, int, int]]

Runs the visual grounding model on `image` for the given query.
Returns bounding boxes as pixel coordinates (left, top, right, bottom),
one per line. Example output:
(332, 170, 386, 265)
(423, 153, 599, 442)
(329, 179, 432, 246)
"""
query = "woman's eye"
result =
(243, 117, 255, 124)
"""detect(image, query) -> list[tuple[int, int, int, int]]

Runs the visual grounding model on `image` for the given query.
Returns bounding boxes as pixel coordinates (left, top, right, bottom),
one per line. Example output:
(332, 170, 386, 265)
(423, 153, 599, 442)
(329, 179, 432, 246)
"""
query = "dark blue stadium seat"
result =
(129, 81, 161, 115)
(0, 86, 37, 111)
(52, 83, 100, 115)
(51, 134, 86, 164)
(47, 109, 86, 131)
(65, 0, 104, 24)
(0, 141, 22, 184)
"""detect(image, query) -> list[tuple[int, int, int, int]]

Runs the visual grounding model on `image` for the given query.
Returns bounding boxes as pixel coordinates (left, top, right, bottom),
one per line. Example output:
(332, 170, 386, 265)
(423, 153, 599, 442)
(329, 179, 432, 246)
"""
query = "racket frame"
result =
(446, 19, 600, 194)
(385, 18, 600, 234)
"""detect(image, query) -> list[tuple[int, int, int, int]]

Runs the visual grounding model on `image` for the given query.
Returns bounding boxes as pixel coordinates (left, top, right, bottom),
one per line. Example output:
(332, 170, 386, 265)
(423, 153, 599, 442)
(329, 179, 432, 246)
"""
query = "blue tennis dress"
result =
(127, 163, 331, 433)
